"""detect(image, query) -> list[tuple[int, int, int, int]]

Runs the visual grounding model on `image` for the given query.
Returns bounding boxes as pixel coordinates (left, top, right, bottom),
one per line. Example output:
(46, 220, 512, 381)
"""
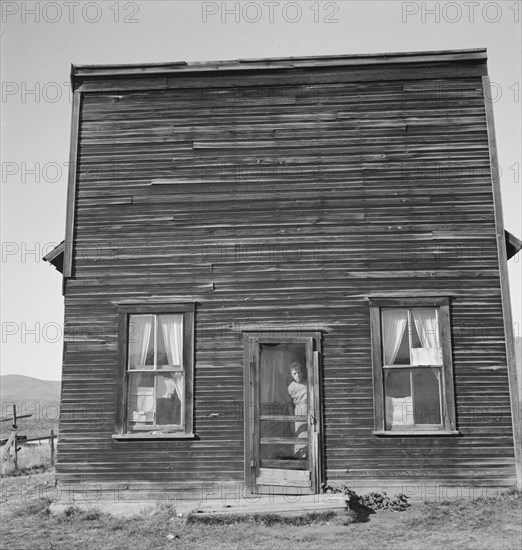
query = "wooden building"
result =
(45, 49, 521, 501)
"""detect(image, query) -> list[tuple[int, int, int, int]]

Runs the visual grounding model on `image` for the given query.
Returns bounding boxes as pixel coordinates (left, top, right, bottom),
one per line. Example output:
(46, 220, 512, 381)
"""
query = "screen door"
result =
(244, 331, 322, 494)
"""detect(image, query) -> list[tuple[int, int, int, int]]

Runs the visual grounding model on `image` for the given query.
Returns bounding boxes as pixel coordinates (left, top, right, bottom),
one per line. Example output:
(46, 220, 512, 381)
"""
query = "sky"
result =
(1, 0, 521, 380)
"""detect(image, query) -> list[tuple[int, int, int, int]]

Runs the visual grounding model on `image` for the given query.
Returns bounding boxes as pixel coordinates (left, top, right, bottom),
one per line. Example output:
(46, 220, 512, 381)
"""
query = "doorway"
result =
(243, 331, 323, 494)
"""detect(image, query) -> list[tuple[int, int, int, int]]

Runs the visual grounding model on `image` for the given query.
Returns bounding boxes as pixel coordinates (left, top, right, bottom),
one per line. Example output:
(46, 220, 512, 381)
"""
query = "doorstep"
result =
(49, 493, 347, 518)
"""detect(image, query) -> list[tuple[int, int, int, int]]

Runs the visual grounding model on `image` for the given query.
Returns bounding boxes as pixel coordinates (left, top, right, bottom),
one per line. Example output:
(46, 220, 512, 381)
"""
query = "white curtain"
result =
(128, 315, 153, 368)
(127, 315, 154, 420)
(412, 308, 442, 365)
(260, 347, 290, 407)
(160, 314, 184, 402)
(382, 309, 408, 365)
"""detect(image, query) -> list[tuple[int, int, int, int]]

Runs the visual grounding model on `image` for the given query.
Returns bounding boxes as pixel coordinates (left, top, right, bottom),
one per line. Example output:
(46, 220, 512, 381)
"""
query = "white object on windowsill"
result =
(411, 347, 442, 365)
(385, 396, 414, 426)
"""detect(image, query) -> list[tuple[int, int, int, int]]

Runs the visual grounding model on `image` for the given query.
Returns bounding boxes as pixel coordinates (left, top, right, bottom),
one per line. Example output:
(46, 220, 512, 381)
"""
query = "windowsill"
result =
(373, 430, 460, 436)
(112, 433, 197, 440)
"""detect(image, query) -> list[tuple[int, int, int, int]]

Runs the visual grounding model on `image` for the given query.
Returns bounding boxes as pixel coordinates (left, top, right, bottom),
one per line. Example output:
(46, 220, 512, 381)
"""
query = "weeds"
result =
(61, 505, 102, 522)
(187, 510, 338, 526)
(17, 498, 52, 518)
(1, 443, 53, 477)
(322, 484, 410, 522)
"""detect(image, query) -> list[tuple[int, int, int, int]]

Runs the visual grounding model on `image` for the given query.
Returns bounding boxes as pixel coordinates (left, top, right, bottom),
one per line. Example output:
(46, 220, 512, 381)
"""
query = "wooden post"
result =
(50, 429, 55, 466)
(12, 406, 19, 472)
(13, 431, 18, 471)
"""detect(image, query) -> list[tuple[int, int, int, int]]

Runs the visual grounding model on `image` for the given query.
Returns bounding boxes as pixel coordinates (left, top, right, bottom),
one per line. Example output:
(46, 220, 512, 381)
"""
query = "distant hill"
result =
(1, 375, 61, 438)
(1, 375, 61, 405)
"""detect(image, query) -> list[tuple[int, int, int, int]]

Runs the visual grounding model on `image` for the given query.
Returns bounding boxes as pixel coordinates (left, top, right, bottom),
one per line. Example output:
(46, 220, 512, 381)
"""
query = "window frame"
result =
(114, 303, 195, 440)
(369, 297, 458, 436)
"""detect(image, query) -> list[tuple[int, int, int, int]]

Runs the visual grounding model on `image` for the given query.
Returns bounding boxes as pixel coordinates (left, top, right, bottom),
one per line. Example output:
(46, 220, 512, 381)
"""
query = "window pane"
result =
(260, 443, 307, 461)
(128, 315, 154, 369)
(259, 343, 306, 413)
(260, 419, 294, 439)
(384, 369, 413, 428)
(127, 372, 155, 426)
(156, 373, 183, 425)
(382, 309, 409, 365)
(259, 343, 308, 465)
(413, 368, 442, 424)
(158, 314, 183, 367)
(156, 321, 168, 366)
(410, 320, 422, 348)
(394, 328, 411, 365)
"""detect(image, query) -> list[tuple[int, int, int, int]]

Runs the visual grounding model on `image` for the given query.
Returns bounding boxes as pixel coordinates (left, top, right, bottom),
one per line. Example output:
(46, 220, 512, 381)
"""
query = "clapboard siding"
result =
(55, 51, 518, 497)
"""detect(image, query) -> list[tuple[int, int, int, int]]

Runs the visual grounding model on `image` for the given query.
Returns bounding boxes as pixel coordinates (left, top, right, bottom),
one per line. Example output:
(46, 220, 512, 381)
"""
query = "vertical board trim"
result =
(483, 76, 521, 487)
(63, 89, 81, 279)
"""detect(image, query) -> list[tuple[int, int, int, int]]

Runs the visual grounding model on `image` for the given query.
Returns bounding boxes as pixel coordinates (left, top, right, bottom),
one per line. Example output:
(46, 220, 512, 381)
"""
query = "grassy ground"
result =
(1, 441, 53, 476)
(1, 473, 520, 550)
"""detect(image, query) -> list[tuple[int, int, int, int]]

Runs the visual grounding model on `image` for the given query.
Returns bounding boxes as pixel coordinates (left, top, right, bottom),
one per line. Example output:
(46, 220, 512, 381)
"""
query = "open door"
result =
(244, 331, 323, 494)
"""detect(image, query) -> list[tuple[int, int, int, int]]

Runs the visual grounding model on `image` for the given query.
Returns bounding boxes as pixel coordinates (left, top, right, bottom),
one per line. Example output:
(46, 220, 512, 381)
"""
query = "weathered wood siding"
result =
(57, 53, 518, 499)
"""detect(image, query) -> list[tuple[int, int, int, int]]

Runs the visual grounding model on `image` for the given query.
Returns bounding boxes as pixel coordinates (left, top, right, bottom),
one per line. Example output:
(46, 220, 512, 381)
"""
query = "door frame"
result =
(243, 330, 323, 494)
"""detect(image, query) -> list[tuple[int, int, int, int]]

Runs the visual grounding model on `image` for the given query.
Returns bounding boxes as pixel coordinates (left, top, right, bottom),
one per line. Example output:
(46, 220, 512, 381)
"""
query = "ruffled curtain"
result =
(382, 309, 408, 365)
(128, 315, 153, 368)
(412, 308, 442, 365)
(412, 308, 439, 348)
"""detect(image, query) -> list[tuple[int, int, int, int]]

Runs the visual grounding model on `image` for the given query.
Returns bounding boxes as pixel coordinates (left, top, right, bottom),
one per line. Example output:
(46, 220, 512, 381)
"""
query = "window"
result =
(115, 304, 194, 437)
(369, 298, 457, 434)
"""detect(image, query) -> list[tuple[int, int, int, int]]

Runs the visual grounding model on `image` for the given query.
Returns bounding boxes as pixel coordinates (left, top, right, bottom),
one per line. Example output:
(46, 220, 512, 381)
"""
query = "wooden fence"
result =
(1, 404, 56, 471)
